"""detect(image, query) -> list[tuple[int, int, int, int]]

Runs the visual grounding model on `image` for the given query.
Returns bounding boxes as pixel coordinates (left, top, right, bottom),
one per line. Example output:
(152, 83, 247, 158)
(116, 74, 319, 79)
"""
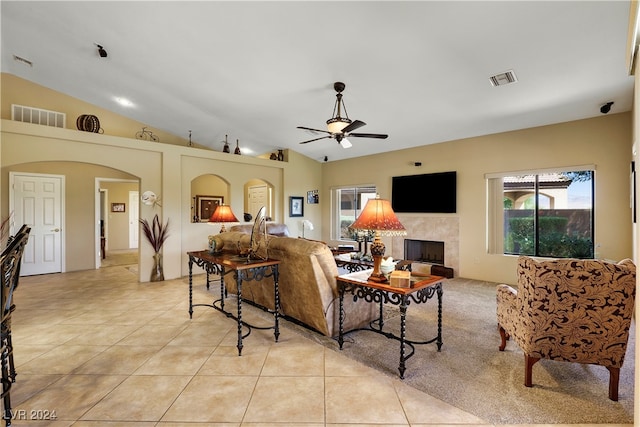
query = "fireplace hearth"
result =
(404, 239, 444, 265)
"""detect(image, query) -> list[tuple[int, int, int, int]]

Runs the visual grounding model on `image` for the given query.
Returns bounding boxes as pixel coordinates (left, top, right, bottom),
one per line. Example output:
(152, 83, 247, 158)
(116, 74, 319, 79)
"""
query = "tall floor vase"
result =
(150, 252, 164, 282)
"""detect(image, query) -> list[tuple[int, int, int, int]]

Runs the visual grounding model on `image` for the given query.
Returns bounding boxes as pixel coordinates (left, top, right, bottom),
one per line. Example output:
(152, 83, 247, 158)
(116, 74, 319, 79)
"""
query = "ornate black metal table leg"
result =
(236, 272, 243, 356)
(398, 296, 408, 379)
(219, 268, 226, 312)
(2, 338, 11, 427)
(338, 283, 345, 349)
(375, 297, 385, 331)
(436, 285, 443, 350)
(188, 255, 194, 319)
(273, 265, 280, 342)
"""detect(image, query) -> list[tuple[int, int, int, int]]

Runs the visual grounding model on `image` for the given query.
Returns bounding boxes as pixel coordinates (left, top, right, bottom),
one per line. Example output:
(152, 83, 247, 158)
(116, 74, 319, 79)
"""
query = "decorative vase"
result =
(222, 134, 230, 153)
(277, 149, 284, 161)
(150, 252, 164, 282)
(234, 139, 241, 155)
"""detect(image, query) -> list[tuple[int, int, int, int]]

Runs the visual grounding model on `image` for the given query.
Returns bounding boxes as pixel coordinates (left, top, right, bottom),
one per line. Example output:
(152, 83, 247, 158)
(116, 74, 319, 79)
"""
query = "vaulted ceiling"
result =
(1, 1, 634, 162)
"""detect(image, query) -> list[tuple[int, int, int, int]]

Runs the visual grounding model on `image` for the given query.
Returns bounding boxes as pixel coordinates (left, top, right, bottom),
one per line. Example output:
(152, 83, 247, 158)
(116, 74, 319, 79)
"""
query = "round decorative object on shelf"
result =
(76, 114, 102, 133)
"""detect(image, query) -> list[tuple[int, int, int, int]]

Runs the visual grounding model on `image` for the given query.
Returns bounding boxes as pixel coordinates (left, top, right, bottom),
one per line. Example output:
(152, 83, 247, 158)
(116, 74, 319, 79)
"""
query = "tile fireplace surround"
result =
(390, 216, 459, 276)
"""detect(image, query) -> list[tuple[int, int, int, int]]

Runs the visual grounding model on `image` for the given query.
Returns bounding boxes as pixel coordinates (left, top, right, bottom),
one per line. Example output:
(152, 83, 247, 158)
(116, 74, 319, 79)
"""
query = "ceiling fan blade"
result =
(341, 120, 366, 134)
(299, 135, 332, 144)
(349, 133, 388, 139)
(297, 126, 331, 134)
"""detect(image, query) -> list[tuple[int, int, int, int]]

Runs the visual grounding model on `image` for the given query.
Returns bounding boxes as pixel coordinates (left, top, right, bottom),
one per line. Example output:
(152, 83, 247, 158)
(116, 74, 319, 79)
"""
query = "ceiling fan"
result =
(297, 82, 388, 148)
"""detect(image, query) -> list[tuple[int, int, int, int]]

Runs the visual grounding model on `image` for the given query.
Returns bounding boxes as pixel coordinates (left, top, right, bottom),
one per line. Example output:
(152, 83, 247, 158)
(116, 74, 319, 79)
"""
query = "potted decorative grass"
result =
(140, 214, 169, 281)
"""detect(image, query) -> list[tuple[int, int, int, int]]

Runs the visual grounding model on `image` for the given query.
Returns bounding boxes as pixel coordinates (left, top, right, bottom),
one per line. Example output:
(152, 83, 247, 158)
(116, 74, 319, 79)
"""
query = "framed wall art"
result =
(307, 190, 319, 204)
(289, 196, 304, 217)
(111, 202, 125, 213)
(196, 195, 224, 222)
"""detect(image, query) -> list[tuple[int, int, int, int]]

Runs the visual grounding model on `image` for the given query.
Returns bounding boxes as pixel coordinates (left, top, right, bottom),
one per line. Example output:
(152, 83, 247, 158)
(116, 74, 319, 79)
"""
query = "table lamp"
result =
(209, 204, 239, 233)
(301, 219, 314, 238)
(349, 194, 407, 282)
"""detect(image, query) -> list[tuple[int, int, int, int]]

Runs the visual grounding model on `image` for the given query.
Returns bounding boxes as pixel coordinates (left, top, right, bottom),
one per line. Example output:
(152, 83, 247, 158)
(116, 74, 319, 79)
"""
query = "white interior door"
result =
(11, 172, 64, 276)
(129, 191, 139, 248)
(249, 185, 268, 219)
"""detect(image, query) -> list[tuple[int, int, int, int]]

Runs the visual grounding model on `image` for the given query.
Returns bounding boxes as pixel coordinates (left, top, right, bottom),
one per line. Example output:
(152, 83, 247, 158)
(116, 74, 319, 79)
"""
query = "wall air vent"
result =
(489, 70, 518, 87)
(11, 104, 65, 128)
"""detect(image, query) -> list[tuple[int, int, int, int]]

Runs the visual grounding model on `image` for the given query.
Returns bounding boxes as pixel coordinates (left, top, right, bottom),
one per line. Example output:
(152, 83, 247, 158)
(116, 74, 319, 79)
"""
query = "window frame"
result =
(486, 165, 595, 258)
(332, 185, 377, 242)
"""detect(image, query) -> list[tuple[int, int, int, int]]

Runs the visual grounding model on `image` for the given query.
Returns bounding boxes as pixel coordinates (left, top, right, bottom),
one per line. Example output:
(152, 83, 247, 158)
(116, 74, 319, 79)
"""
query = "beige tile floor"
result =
(5, 256, 632, 427)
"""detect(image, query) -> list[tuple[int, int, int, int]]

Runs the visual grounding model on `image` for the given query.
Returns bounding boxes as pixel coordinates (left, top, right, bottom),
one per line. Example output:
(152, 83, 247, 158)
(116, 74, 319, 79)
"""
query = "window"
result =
(487, 167, 594, 258)
(334, 186, 376, 240)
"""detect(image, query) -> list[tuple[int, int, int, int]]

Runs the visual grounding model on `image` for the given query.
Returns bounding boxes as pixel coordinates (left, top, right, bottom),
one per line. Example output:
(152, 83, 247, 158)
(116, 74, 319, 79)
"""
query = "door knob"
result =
(52, 228, 60, 232)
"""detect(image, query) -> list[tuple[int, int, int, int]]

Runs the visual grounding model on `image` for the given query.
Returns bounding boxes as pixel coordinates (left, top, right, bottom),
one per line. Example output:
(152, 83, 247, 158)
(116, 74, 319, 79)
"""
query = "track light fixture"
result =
(600, 101, 613, 114)
(95, 43, 107, 58)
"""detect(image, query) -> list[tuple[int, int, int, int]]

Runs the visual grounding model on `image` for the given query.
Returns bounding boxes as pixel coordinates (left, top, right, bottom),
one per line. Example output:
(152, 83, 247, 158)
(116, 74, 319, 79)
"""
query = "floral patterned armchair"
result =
(496, 256, 636, 401)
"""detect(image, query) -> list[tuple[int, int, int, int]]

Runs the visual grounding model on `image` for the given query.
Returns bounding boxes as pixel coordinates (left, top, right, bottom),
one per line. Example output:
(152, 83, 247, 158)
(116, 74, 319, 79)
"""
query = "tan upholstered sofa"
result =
(214, 231, 377, 337)
(496, 256, 636, 400)
(229, 223, 290, 237)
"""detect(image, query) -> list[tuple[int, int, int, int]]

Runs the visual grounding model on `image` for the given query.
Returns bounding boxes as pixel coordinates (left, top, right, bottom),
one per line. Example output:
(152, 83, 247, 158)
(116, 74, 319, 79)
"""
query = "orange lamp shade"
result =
(349, 196, 406, 236)
(209, 205, 239, 223)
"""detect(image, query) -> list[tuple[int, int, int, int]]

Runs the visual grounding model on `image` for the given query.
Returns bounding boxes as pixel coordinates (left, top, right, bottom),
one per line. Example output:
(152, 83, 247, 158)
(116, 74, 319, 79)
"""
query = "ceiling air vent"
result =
(12, 104, 65, 128)
(489, 70, 518, 87)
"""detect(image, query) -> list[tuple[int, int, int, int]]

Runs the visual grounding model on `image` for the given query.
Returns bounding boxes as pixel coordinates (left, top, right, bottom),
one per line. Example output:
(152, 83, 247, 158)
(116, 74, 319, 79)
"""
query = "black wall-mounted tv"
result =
(391, 171, 457, 213)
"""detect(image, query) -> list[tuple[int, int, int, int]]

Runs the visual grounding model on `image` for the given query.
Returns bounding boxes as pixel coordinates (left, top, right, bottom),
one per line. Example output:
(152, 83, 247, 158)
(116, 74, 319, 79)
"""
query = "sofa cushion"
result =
(229, 223, 290, 237)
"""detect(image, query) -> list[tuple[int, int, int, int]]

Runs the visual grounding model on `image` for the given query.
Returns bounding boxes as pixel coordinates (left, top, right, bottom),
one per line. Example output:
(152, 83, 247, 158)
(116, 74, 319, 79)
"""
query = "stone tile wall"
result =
(390, 216, 459, 276)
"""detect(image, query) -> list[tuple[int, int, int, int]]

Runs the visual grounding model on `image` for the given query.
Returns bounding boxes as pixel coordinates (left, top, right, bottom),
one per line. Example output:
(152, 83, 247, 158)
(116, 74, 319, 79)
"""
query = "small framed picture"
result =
(289, 196, 304, 217)
(111, 203, 125, 213)
(307, 190, 319, 204)
(196, 195, 224, 222)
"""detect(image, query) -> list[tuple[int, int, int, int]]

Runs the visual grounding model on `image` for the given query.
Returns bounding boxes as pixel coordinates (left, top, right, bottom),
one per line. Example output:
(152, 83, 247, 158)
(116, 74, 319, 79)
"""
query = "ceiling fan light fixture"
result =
(340, 137, 352, 149)
(326, 82, 351, 133)
(326, 117, 352, 133)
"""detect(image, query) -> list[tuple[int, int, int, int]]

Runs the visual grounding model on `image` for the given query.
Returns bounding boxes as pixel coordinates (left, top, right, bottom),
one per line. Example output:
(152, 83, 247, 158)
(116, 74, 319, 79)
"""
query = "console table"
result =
(187, 250, 281, 356)
(337, 269, 444, 379)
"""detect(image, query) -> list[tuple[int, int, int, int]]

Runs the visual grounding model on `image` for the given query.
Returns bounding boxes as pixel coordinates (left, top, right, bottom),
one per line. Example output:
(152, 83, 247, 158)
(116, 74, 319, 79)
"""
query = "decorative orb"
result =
(208, 235, 224, 254)
(141, 190, 157, 206)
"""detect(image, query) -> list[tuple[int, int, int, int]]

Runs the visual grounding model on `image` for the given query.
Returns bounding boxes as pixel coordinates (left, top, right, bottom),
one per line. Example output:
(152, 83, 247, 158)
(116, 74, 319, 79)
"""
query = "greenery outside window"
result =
(487, 167, 594, 258)
(334, 186, 376, 240)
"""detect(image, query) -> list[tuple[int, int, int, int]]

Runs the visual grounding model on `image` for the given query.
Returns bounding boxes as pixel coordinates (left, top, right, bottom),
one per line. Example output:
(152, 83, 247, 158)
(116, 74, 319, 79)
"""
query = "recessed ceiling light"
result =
(114, 97, 134, 107)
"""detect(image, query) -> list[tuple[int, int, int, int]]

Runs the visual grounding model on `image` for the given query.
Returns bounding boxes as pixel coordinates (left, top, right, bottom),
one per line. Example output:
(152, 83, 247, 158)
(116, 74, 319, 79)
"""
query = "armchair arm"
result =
(496, 285, 518, 330)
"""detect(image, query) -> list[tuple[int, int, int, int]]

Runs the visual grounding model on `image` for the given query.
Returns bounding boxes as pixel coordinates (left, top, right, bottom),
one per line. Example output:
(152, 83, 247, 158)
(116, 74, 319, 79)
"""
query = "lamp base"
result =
(368, 241, 388, 283)
(367, 271, 388, 283)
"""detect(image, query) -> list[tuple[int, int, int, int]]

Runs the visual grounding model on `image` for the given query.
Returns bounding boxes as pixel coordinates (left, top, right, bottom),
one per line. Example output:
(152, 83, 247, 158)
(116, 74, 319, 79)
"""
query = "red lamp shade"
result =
(209, 205, 239, 232)
(349, 196, 406, 236)
(349, 195, 406, 283)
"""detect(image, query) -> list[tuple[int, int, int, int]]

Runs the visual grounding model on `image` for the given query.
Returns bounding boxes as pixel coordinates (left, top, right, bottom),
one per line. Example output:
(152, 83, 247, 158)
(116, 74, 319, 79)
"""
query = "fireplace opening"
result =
(404, 239, 444, 265)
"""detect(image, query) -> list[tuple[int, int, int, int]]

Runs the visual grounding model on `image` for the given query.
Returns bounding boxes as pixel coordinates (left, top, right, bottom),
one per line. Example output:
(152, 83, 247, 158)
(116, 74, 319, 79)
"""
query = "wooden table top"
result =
(188, 250, 280, 270)
(337, 269, 445, 295)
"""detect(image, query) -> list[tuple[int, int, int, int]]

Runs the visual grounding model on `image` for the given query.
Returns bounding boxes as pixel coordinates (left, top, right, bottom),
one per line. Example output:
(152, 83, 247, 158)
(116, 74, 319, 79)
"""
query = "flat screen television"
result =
(391, 171, 457, 213)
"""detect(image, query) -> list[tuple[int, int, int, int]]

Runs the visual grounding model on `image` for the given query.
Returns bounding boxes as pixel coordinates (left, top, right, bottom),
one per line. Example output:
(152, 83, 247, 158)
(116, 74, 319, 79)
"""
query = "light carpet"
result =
(282, 277, 634, 424)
